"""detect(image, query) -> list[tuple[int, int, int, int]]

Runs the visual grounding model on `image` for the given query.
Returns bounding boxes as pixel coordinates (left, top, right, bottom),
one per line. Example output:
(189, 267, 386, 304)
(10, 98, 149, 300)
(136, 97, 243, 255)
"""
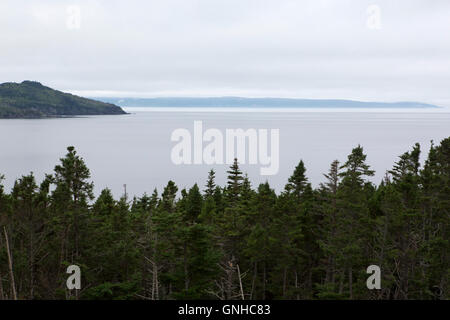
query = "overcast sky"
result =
(1, 0, 450, 106)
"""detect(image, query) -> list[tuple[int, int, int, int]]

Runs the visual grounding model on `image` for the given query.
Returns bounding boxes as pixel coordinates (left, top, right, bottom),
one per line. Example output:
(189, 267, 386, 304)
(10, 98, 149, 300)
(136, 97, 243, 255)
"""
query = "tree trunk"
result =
(307, 268, 312, 298)
(0, 273, 5, 300)
(331, 257, 336, 285)
(29, 217, 35, 300)
(154, 263, 159, 300)
(262, 262, 266, 300)
(339, 269, 344, 294)
(226, 262, 233, 299)
(348, 267, 353, 300)
(184, 242, 189, 292)
(236, 264, 244, 300)
(250, 262, 257, 299)
(4, 227, 17, 300)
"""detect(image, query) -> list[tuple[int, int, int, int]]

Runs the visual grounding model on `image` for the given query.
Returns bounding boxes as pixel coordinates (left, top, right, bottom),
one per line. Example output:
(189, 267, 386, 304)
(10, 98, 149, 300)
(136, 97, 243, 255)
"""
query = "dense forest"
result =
(0, 81, 126, 118)
(0, 138, 448, 300)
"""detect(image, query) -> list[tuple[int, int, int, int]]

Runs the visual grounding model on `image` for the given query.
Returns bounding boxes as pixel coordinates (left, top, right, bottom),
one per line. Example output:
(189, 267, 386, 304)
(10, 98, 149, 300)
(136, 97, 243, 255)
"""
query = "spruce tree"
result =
(336, 145, 375, 299)
(204, 169, 216, 198)
(285, 160, 309, 198)
(226, 158, 243, 206)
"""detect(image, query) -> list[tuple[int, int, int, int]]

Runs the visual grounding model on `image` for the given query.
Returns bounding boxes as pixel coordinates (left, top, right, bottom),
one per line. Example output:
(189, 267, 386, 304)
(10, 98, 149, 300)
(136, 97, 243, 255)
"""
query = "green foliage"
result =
(0, 81, 126, 118)
(83, 282, 139, 300)
(0, 139, 449, 300)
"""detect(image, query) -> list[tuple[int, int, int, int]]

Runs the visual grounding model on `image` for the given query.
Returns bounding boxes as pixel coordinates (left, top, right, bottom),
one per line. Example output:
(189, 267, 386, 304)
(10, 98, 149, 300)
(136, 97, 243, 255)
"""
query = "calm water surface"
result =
(1, 108, 449, 198)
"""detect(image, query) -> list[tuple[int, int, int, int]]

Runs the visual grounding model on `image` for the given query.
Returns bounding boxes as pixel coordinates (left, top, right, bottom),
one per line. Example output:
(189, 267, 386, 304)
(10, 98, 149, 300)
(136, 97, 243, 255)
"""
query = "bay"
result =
(0, 107, 449, 198)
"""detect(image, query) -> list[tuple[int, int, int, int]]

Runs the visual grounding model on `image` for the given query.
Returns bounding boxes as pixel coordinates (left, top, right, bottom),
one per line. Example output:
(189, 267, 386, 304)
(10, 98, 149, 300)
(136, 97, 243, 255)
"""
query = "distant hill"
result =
(96, 97, 441, 109)
(0, 81, 126, 118)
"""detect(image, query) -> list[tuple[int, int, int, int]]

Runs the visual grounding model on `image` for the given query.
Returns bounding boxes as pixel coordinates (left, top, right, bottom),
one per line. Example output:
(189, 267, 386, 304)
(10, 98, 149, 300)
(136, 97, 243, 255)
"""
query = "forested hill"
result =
(0, 81, 126, 118)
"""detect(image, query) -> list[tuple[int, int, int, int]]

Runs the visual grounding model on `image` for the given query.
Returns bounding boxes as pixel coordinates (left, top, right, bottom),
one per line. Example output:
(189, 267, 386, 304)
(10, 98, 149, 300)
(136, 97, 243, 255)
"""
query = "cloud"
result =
(1, 0, 450, 106)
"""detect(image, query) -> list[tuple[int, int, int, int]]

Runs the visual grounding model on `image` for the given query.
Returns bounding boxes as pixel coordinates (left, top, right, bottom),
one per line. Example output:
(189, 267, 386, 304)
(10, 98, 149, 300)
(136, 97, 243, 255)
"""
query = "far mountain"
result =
(0, 81, 126, 118)
(96, 97, 441, 109)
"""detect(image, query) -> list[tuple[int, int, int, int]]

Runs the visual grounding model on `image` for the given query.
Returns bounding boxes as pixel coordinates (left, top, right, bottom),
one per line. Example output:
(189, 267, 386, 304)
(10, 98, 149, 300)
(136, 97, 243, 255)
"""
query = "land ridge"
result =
(0, 81, 126, 118)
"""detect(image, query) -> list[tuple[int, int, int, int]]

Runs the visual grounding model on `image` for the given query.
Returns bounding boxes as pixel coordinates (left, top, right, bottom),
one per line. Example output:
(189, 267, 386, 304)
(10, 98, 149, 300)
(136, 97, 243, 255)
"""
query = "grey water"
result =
(1, 108, 449, 199)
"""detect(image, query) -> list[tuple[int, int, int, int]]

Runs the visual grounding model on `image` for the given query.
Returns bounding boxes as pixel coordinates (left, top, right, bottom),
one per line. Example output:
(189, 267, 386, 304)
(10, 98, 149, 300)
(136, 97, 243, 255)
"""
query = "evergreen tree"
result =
(50, 146, 94, 299)
(0, 141, 448, 300)
(245, 182, 277, 299)
(316, 160, 343, 299)
(285, 160, 309, 198)
(204, 169, 216, 198)
(335, 145, 375, 299)
(226, 158, 243, 206)
(420, 138, 450, 299)
(185, 184, 203, 223)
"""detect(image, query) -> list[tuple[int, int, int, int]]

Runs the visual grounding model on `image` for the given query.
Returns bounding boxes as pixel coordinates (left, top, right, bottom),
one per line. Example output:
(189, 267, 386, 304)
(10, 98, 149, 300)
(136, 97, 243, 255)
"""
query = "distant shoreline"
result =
(96, 97, 442, 109)
(121, 106, 450, 114)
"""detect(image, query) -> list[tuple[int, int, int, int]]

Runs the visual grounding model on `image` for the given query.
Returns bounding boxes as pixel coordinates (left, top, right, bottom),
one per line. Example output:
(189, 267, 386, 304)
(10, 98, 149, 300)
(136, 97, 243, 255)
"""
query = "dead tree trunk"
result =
(236, 264, 244, 300)
(4, 227, 17, 300)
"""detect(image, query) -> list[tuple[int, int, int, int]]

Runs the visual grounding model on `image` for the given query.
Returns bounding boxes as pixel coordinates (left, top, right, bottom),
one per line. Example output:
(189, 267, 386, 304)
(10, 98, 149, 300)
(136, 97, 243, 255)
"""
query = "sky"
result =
(1, 0, 450, 106)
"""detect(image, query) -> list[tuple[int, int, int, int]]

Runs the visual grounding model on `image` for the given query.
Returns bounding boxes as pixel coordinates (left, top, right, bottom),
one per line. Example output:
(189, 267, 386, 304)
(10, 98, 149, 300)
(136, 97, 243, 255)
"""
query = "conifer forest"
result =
(0, 138, 449, 300)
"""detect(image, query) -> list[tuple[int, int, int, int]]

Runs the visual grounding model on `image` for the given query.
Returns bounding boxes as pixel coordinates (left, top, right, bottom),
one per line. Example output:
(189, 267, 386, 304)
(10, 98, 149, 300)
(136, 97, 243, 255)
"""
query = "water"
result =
(1, 108, 449, 198)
